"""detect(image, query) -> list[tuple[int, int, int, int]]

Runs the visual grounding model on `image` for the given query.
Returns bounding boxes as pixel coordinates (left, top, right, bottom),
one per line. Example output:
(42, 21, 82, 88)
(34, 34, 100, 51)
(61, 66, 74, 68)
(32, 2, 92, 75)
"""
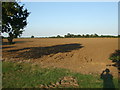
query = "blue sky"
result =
(19, 2, 118, 37)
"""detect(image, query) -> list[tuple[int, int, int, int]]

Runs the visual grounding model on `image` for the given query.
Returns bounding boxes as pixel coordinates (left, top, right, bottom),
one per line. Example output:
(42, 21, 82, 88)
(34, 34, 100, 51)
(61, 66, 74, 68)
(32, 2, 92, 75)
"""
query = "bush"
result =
(109, 50, 120, 62)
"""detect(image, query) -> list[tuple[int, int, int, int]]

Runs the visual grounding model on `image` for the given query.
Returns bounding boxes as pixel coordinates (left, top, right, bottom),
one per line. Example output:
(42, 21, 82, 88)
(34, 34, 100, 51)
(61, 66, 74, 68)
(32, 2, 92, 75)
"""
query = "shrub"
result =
(109, 50, 120, 62)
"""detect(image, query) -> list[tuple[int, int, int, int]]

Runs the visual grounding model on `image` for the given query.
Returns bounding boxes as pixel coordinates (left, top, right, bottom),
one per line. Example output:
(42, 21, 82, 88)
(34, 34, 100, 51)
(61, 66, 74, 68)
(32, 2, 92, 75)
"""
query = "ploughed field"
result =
(2, 38, 118, 77)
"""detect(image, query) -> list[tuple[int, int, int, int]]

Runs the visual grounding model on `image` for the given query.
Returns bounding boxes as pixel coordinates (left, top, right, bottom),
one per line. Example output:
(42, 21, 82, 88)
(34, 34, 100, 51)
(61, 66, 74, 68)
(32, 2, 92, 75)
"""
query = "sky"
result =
(3, 2, 118, 37)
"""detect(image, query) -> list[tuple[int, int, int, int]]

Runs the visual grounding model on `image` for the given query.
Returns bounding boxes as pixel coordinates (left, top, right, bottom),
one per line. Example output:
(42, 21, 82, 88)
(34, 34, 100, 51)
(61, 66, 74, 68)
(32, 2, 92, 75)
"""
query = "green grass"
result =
(2, 61, 118, 88)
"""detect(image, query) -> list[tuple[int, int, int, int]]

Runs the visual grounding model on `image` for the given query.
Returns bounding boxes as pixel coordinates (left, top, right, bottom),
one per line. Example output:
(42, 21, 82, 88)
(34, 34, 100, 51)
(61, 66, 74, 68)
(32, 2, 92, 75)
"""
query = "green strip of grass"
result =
(2, 61, 118, 88)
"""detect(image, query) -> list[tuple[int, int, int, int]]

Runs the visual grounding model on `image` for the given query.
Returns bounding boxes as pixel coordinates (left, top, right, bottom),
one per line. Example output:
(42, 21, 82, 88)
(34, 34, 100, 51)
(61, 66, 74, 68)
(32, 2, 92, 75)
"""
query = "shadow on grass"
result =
(7, 43, 83, 59)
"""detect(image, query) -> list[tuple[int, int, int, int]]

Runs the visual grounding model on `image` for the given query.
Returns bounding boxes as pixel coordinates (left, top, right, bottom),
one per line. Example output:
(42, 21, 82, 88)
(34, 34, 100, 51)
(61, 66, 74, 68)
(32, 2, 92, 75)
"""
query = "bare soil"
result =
(2, 38, 118, 77)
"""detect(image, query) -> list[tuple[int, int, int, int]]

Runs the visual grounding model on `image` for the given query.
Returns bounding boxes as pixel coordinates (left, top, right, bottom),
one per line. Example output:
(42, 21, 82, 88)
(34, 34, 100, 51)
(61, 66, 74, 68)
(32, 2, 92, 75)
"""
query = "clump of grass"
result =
(2, 61, 118, 88)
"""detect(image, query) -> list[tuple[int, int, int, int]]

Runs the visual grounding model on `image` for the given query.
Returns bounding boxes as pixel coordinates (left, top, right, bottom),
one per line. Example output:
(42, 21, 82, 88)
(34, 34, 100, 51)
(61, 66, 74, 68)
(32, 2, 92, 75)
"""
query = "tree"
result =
(90, 34, 94, 37)
(2, 2, 30, 44)
(56, 35, 60, 38)
(82, 34, 85, 37)
(64, 33, 75, 38)
(66, 33, 71, 38)
(31, 35, 34, 38)
(77, 34, 81, 37)
(118, 35, 120, 37)
(85, 34, 90, 38)
(93, 33, 99, 37)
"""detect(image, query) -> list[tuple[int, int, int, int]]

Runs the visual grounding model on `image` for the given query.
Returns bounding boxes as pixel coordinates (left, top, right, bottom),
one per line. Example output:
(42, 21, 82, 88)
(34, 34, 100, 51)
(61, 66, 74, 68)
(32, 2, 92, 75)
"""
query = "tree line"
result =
(49, 33, 120, 38)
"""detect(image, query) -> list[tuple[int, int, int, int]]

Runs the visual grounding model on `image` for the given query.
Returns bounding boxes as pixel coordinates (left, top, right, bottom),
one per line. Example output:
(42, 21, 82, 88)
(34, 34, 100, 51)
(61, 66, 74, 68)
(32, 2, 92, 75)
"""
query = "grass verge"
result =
(2, 61, 118, 88)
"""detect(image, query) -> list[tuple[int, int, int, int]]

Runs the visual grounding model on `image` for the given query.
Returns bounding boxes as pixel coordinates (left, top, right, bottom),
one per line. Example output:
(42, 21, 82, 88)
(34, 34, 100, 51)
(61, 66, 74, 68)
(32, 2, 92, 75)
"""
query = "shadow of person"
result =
(100, 68, 115, 89)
